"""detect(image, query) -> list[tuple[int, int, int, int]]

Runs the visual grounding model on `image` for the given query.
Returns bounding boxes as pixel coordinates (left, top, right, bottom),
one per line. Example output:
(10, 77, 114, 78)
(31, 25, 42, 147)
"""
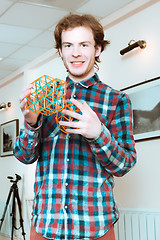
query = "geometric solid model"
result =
(26, 75, 66, 116)
(26, 75, 80, 134)
(55, 101, 81, 134)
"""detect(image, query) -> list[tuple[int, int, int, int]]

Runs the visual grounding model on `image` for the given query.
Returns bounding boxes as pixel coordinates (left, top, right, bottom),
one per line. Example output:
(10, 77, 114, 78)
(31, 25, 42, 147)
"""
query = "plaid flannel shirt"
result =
(14, 74, 136, 239)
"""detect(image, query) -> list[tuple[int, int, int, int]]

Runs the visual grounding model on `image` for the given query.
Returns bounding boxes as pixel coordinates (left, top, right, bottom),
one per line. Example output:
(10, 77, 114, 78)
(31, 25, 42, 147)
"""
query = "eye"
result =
(64, 43, 72, 48)
(81, 43, 88, 48)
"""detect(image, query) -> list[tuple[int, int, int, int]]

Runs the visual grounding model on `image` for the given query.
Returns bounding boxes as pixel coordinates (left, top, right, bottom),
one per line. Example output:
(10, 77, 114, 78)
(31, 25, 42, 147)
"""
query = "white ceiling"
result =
(0, 0, 155, 84)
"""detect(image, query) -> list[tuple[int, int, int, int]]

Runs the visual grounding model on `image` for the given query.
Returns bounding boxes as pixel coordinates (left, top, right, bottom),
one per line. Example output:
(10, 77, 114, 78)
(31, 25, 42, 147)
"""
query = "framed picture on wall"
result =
(0, 119, 19, 157)
(121, 76, 160, 142)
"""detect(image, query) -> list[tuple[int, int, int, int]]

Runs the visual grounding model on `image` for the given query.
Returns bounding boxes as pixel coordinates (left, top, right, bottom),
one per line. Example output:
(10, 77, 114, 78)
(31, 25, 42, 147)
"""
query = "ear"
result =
(95, 45, 102, 57)
(58, 48, 63, 58)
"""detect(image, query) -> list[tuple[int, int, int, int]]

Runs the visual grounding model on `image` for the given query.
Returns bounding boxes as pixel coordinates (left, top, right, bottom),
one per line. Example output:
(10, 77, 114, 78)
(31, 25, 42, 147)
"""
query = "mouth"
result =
(71, 61, 85, 66)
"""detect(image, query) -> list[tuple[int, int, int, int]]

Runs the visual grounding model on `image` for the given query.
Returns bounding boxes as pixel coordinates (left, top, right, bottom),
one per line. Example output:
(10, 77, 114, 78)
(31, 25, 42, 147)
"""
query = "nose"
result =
(72, 45, 81, 57)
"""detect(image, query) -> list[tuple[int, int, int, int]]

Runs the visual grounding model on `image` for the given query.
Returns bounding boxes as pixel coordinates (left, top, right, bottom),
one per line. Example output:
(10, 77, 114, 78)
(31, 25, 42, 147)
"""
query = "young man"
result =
(14, 14, 137, 240)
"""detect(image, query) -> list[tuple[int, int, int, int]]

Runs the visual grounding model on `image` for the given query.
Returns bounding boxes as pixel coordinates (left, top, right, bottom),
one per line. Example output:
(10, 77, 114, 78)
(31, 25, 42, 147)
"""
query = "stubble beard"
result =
(63, 59, 95, 81)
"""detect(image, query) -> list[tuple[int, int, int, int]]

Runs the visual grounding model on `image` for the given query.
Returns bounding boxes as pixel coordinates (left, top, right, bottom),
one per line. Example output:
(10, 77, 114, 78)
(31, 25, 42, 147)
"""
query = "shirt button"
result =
(73, 94, 77, 98)
(64, 205, 68, 209)
(65, 182, 68, 186)
(67, 158, 69, 162)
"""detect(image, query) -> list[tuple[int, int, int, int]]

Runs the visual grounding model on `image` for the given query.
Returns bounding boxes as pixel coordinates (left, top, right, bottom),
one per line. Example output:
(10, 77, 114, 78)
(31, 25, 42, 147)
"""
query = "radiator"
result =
(0, 201, 12, 237)
(114, 208, 160, 240)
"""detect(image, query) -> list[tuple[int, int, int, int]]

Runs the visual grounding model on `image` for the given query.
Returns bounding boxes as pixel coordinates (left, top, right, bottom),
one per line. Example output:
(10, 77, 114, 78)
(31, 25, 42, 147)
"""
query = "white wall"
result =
(28, 55, 66, 83)
(99, 1, 160, 89)
(0, 1, 160, 237)
(100, 2, 160, 210)
(0, 74, 25, 201)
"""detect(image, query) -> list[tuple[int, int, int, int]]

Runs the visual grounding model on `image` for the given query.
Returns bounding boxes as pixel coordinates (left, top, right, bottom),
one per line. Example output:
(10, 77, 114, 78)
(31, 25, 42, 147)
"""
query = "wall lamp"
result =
(0, 102, 11, 111)
(120, 40, 146, 55)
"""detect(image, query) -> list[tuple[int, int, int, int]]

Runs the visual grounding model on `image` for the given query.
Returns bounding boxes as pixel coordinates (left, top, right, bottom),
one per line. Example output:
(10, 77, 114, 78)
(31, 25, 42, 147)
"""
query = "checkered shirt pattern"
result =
(14, 74, 136, 240)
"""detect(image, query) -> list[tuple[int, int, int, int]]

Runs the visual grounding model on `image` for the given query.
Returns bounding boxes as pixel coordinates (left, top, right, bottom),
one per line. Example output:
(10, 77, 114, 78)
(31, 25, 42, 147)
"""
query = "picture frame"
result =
(0, 119, 19, 157)
(121, 76, 160, 142)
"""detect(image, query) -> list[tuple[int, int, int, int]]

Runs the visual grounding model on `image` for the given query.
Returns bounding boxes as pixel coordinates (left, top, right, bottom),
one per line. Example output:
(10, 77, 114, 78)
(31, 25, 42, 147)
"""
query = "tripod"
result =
(0, 174, 26, 240)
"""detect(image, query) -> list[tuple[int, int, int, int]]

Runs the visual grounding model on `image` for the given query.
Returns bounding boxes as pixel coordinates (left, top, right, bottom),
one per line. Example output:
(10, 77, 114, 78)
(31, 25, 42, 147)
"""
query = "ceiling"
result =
(0, 0, 155, 85)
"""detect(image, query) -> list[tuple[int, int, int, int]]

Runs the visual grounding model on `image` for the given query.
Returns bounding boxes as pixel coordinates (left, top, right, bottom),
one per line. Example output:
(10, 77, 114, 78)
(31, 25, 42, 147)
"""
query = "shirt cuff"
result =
(86, 124, 111, 148)
(25, 114, 43, 132)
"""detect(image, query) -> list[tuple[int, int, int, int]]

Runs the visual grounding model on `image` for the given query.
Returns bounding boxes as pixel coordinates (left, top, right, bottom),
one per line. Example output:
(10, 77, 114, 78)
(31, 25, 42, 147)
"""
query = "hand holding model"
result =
(59, 98, 102, 139)
(19, 84, 40, 127)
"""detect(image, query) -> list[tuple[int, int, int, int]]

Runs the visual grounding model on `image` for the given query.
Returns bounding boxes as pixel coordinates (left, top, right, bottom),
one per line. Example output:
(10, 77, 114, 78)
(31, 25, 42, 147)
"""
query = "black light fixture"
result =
(120, 40, 146, 55)
(0, 102, 11, 111)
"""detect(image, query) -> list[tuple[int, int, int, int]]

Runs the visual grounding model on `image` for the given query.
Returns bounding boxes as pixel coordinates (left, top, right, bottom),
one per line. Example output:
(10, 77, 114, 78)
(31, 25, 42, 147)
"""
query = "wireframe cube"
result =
(26, 75, 66, 116)
(55, 101, 81, 134)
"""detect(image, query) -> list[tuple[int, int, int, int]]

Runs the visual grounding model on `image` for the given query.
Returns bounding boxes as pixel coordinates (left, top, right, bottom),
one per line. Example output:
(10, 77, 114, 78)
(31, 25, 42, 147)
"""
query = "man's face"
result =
(59, 26, 101, 82)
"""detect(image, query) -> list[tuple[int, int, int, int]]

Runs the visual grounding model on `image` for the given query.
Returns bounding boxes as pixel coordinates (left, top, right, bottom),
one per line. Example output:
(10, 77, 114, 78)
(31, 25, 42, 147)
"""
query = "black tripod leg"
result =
(0, 186, 13, 231)
(15, 187, 26, 240)
(11, 190, 16, 240)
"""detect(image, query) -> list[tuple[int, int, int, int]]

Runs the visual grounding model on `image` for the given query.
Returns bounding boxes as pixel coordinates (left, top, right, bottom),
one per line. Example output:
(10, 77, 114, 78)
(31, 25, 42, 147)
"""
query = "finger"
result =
(19, 84, 33, 103)
(70, 98, 91, 113)
(82, 100, 92, 111)
(24, 83, 33, 90)
(19, 91, 30, 103)
(59, 119, 80, 127)
(62, 109, 82, 121)
(64, 128, 82, 135)
(22, 108, 30, 116)
(20, 98, 27, 109)
(69, 99, 84, 112)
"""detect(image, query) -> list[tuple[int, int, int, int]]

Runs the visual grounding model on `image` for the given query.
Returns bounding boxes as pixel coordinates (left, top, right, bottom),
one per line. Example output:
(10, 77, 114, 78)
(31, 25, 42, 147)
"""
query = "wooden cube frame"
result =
(26, 75, 66, 116)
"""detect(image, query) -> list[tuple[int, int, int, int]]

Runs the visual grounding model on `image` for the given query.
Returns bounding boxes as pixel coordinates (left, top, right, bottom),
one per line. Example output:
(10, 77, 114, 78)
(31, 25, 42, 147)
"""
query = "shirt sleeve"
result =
(13, 117, 42, 164)
(87, 93, 137, 177)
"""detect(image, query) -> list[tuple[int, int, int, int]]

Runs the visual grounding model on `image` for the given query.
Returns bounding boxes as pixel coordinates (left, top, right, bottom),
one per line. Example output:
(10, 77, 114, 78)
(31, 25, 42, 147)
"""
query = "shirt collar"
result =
(66, 73, 100, 88)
